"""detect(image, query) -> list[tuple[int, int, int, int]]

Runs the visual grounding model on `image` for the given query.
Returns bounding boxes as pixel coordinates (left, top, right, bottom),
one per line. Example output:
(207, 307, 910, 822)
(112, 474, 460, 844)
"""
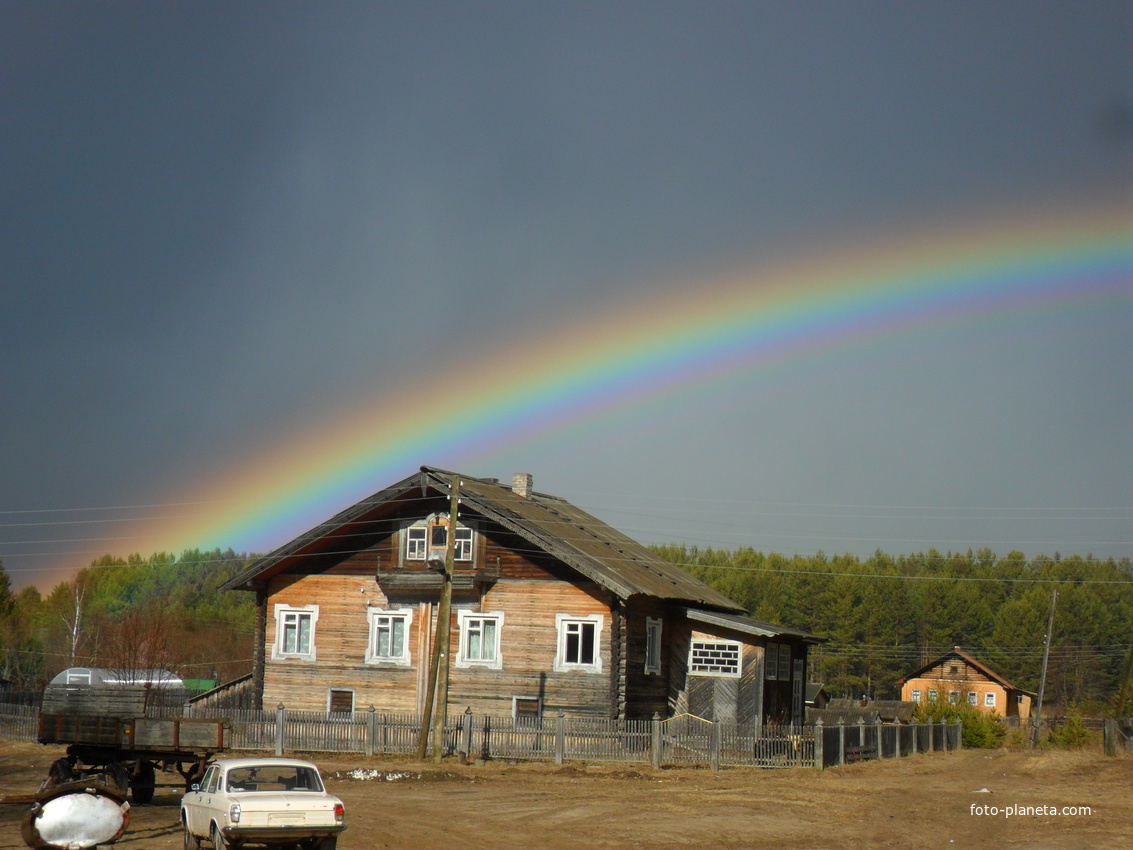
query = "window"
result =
(689, 640, 741, 677)
(366, 607, 412, 665)
(273, 605, 318, 660)
(1016, 693, 1024, 705)
(454, 527, 473, 561)
(202, 766, 219, 794)
(765, 642, 779, 679)
(406, 527, 427, 560)
(644, 617, 662, 675)
(949, 664, 959, 675)
(328, 689, 354, 714)
(985, 692, 996, 708)
(928, 689, 938, 702)
(778, 644, 791, 681)
(555, 614, 603, 672)
(405, 517, 475, 562)
(911, 689, 922, 703)
(65, 669, 92, 685)
(456, 610, 503, 669)
(967, 691, 978, 706)
(948, 690, 959, 704)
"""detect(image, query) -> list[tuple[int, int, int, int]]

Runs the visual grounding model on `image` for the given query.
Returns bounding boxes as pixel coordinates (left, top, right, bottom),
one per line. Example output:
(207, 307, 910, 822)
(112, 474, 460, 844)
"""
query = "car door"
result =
(188, 765, 219, 836)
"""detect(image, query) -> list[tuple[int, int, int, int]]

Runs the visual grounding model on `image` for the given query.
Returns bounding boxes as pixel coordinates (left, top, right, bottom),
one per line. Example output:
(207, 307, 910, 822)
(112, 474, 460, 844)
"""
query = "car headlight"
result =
(229, 804, 241, 824)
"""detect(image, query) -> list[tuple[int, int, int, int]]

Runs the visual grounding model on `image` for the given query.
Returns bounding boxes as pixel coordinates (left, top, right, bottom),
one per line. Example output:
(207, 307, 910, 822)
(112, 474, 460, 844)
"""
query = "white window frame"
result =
(644, 617, 662, 675)
(689, 639, 742, 678)
(365, 606, 413, 666)
(967, 691, 978, 706)
(911, 689, 922, 703)
(406, 526, 428, 560)
(928, 688, 938, 702)
(273, 604, 318, 661)
(554, 613, 604, 673)
(985, 692, 996, 708)
(948, 690, 959, 704)
(456, 610, 504, 669)
(404, 518, 475, 562)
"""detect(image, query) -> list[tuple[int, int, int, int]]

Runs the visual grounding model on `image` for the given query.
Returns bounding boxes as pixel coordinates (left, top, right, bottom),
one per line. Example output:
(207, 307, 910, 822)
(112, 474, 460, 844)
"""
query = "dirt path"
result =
(2, 742, 1129, 848)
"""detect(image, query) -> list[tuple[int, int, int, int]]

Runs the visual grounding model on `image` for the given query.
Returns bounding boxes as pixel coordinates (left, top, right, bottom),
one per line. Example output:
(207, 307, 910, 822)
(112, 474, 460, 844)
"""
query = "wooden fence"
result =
(0, 704, 36, 741)
(1, 702, 960, 770)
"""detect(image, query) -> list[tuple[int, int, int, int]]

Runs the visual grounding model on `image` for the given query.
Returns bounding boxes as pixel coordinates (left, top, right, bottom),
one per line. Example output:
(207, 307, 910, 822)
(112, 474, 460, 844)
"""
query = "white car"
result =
(181, 757, 345, 850)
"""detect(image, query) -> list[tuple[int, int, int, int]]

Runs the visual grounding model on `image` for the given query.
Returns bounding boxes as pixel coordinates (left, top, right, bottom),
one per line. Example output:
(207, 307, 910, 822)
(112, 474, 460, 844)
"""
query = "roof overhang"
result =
(680, 607, 826, 644)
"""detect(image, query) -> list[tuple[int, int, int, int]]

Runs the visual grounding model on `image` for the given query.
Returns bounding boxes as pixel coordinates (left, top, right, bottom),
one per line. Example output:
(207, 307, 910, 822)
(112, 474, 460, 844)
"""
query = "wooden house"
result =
(221, 467, 823, 725)
(897, 647, 1035, 720)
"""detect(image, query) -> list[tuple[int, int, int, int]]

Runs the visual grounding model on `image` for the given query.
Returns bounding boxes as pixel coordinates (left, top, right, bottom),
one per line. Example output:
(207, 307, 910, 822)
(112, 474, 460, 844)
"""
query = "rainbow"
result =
(138, 199, 1130, 559)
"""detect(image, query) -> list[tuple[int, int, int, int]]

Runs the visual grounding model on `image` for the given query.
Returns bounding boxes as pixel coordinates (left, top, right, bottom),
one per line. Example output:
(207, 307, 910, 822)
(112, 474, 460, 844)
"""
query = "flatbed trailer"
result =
(37, 684, 228, 803)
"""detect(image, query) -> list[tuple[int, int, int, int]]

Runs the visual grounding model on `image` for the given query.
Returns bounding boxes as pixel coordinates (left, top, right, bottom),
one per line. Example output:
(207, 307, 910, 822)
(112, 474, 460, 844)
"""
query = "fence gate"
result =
(660, 714, 715, 765)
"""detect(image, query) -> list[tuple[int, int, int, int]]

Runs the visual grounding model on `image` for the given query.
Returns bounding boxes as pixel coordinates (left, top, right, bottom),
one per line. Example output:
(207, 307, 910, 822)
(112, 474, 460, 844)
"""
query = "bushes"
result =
(1045, 709, 1092, 749)
(913, 697, 1006, 749)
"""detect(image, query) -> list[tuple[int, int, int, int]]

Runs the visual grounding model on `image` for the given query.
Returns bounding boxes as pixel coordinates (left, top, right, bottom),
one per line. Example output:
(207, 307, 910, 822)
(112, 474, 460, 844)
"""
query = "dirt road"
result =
(2, 742, 1129, 848)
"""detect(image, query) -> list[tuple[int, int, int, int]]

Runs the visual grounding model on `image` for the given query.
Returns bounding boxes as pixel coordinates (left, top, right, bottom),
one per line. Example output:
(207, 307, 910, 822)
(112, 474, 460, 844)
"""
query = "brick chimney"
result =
(512, 472, 533, 498)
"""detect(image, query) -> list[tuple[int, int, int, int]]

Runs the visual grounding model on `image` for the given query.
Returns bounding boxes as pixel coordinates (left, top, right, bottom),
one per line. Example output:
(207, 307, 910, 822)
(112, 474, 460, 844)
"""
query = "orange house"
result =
(898, 648, 1035, 720)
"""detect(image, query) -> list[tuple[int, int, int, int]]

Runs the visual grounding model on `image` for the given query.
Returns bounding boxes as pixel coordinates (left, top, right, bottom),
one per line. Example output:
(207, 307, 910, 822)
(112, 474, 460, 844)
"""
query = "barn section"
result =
(220, 466, 823, 725)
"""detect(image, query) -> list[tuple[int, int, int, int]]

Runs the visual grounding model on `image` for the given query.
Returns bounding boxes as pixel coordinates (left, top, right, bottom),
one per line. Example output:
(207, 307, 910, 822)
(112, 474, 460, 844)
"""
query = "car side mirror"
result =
(190, 783, 201, 791)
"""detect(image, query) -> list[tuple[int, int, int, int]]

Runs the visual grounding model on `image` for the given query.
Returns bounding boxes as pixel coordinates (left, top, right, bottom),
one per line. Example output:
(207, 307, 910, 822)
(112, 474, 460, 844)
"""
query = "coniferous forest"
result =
(1, 546, 1130, 713)
(654, 545, 1133, 712)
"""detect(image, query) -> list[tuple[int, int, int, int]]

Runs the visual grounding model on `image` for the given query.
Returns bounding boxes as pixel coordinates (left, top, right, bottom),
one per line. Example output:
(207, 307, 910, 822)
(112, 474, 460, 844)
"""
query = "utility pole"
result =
(1030, 589, 1057, 748)
(417, 475, 459, 761)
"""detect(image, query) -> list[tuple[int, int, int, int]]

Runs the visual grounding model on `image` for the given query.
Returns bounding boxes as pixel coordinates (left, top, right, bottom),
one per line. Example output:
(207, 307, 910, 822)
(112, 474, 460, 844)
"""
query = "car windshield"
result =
(225, 765, 324, 793)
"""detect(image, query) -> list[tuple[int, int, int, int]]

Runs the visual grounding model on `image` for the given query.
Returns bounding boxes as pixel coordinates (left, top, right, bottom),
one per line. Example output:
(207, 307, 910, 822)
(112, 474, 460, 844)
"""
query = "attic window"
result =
(405, 517, 473, 562)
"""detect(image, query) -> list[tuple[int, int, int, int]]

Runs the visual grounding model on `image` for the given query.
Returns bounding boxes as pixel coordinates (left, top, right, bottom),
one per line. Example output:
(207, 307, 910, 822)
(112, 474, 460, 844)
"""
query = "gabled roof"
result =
(221, 466, 744, 612)
(897, 647, 1035, 696)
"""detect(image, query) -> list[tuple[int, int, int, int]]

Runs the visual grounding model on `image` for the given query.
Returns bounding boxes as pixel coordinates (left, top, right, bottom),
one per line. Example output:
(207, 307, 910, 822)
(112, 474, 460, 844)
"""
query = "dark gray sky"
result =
(2, 1, 1131, 590)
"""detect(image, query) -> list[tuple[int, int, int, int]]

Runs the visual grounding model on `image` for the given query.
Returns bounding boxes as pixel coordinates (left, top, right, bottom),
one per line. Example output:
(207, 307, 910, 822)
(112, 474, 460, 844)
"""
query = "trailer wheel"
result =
(106, 762, 131, 794)
(47, 758, 74, 786)
(132, 761, 156, 804)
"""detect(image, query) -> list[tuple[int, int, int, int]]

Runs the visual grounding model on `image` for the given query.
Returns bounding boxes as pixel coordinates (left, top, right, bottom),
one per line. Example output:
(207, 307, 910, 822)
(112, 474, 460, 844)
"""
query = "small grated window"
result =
(689, 640, 741, 677)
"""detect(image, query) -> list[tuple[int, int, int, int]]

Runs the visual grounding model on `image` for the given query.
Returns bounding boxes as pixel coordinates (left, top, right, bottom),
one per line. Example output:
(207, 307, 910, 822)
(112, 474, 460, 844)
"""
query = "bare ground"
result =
(2, 742, 1129, 849)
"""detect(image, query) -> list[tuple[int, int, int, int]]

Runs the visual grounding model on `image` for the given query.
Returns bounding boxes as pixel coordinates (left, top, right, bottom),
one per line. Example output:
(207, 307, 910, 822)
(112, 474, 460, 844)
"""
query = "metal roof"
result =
(681, 607, 825, 643)
(222, 466, 744, 612)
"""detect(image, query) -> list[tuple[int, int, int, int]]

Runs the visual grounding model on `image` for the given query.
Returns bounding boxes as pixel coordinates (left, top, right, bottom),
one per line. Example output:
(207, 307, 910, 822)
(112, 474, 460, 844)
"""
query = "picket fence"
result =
(0, 702, 960, 770)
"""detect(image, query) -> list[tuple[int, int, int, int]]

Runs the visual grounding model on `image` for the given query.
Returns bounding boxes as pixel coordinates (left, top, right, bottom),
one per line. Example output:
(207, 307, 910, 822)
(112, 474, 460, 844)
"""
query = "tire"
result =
(106, 762, 131, 794)
(132, 761, 156, 804)
(211, 821, 228, 850)
(184, 822, 202, 850)
(48, 758, 74, 786)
